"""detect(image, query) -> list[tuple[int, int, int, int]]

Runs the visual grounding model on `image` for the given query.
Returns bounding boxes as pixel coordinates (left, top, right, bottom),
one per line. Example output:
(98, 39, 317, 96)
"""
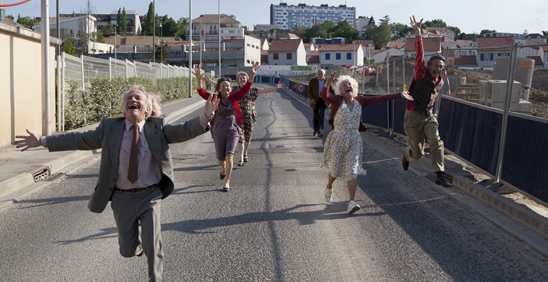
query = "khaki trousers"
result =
(403, 110, 445, 172)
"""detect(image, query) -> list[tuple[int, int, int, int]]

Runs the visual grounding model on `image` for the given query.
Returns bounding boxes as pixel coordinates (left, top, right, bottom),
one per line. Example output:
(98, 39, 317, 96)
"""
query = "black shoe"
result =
(220, 173, 226, 180)
(401, 155, 409, 171)
(243, 156, 249, 163)
(317, 131, 323, 138)
(238, 160, 244, 167)
(435, 172, 453, 187)
(222, 186, 230, 192)
(313, 131, 317, 136)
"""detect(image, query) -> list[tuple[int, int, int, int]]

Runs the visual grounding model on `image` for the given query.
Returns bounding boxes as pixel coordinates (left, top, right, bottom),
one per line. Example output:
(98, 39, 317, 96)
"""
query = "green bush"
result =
(63, 77, 193, 130)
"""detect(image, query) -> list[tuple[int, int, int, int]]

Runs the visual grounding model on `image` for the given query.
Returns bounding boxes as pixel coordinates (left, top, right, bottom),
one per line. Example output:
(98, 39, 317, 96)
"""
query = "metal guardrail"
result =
(273, 71, 548, 204)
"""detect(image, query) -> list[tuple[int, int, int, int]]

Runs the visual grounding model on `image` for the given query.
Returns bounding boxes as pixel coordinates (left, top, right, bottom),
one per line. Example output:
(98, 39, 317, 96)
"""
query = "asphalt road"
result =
(1, 89, 547, 282)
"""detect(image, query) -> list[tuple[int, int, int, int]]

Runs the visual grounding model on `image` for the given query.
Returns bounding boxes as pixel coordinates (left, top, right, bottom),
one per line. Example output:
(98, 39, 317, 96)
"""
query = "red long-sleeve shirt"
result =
(196, 81, 252, 126)
(407, 35, 443, 111)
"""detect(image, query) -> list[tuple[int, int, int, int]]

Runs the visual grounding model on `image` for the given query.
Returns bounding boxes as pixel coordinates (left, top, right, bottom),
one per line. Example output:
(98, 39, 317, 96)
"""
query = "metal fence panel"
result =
(503, 115, 548, 201)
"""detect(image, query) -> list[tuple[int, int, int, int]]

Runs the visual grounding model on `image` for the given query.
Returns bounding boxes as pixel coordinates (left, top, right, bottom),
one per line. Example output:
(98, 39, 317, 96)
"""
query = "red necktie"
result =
(127, 124, 140, 183)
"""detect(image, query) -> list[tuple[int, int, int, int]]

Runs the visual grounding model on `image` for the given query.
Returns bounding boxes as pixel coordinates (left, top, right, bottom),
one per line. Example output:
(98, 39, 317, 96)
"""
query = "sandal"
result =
(238, 160, 245, 166)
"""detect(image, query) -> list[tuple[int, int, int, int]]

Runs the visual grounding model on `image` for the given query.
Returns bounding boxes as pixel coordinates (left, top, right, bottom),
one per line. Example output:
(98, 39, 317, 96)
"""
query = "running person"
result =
(194, 63, 259, 191)
(400, 16, 453, 187)
(234, 71, 259, 166)
(321, 74, 405, 214)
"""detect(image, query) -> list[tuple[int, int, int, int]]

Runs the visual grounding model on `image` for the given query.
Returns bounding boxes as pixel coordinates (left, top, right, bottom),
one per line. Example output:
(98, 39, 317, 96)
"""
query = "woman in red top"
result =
(194, 63, 259, 191)
(320, 74, 406, 214)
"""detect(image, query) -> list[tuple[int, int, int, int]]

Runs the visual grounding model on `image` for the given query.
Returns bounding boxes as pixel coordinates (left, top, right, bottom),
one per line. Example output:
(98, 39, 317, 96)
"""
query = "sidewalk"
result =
(0, 96, 205, 201)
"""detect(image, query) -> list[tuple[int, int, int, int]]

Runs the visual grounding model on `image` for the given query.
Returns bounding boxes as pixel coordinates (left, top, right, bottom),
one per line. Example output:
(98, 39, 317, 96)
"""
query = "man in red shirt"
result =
(401, 16, 453, 187)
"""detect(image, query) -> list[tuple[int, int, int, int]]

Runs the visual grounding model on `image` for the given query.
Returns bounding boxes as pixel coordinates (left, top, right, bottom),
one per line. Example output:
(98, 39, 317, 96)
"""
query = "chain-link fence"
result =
(59, 53, 191, 131)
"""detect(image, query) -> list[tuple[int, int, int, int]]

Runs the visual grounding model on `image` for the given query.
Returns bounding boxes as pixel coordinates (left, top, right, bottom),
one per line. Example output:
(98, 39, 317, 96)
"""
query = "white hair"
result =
(121, 85, 151, 115)
(334, 75, 359, 97)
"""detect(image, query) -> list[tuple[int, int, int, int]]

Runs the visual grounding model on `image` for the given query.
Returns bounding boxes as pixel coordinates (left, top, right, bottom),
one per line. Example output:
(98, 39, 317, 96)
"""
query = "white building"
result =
(319, 44, 364, 67)
(268, 39, 307, 66)
(34, 15, 97, 40)
(270, 2, 355, 30)
(192, 14, 244, 41)
(87, 41, 114, 54)
(60, 12, 142, 35)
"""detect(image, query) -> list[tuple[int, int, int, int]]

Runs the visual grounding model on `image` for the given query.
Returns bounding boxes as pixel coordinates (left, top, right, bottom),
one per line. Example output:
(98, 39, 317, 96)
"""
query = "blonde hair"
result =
(334, 75, 359, 97)
(121, 85, 151, 115)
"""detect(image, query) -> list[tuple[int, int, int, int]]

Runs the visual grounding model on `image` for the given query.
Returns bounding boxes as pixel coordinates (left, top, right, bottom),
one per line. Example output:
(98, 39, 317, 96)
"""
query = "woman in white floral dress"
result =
(321, 74, 404, 214)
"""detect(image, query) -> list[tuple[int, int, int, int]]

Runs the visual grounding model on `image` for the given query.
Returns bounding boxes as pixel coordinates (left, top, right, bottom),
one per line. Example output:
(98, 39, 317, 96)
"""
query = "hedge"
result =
(63, 77, 197, 130)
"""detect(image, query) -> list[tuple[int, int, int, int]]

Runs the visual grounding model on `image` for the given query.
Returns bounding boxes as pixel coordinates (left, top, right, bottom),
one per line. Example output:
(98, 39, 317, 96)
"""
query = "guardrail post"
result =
(80, 55, 87, 124)
(386, 57, 392, 135)
(495, 43, 519, 183)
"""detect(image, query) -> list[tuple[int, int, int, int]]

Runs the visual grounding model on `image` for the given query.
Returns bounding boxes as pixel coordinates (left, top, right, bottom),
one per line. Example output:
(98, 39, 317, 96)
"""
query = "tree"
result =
(119, 8, 128, 34)
(390, 22, 412, 39)
(175, 17, 189, 39)
(331, 21, 359, 42)
(423, 19, 447, 28)
(368, 16, 392, 49)
(99, 24, 114, 35)
(143, 2, 155, 35)
(63, 38, 77, 55)
(480, 29, 496, 36)
(160, 16, 177, 37)
(16, 16, 38, 29)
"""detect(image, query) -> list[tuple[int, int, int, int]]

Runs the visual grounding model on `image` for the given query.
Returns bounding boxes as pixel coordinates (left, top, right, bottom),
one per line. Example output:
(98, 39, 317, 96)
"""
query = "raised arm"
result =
(15, 119, 106, 152)
(320, 73, 339, 105)
(164, 94, 219, 143)
(411, 16, 426, 81)
(194, 65, 210, 100)
(356, 93, 401, 108)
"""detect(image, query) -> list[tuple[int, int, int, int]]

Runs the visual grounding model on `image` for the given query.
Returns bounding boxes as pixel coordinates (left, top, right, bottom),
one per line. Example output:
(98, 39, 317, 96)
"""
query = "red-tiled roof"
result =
(476, 37, 514, 49)
(269, 39, 302, 52)
(454, 55, 477, 66)
(405, 37, 442, 53)
(318, 44, 361, 52)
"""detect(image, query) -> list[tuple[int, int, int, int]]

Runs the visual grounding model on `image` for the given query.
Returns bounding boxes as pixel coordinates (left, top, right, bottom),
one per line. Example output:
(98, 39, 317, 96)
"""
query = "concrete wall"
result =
(0, 24, 57, 147)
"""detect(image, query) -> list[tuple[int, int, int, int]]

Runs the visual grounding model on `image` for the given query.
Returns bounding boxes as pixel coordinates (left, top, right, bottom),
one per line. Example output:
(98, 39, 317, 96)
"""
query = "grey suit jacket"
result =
(46, 116, 206, 213)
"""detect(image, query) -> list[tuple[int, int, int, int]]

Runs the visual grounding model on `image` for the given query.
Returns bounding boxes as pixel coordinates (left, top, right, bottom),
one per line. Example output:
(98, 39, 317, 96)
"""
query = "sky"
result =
(2, 0, 547, 34)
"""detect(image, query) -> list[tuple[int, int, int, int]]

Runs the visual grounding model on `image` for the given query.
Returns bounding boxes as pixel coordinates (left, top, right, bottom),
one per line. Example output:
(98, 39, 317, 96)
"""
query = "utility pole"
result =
(152, 0, 156, 63)
(218, 0, 221, 77)
(41, 0, 51, 135)
(188, 0, 192, 97)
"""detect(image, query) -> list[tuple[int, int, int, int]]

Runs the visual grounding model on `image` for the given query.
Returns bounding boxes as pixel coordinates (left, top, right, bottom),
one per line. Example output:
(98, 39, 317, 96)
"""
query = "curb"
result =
(0, 99, 205, 201)
(452, 175, 548, 240)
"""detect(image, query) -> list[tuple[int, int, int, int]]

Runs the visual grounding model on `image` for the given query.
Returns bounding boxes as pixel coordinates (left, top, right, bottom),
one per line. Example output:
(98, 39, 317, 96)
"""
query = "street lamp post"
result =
(152, 0, 156, 63)
(159, 22, 163, 63)
(188, 0, 192, 97)
(218, 0, 221, 77)
(41, 0, 51, 135)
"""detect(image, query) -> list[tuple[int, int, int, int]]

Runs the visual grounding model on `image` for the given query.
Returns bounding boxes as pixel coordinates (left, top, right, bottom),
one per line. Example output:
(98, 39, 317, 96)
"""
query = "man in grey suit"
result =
(15, 86, 219, 282)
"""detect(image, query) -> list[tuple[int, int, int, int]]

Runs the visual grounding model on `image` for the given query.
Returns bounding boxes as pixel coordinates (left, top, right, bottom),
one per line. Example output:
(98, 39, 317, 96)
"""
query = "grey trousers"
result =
(111, 185, 163, 282)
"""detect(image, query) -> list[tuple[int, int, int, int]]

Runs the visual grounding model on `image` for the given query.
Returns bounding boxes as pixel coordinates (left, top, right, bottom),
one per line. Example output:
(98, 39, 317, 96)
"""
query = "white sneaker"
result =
(324, 188, 333, 203)
(346, 201, 361, 215)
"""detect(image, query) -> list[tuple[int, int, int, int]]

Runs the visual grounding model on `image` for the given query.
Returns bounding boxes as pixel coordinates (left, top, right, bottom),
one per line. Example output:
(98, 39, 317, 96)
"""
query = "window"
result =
(490, 53, 494, 61)
(346, 52, 352, 60)
(480, 54, 485, 61)
(325, 53, 331, 60)
(336, 53, 341, 60)
(273, 53, 279, 60)
(286, 53, 292, 60)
